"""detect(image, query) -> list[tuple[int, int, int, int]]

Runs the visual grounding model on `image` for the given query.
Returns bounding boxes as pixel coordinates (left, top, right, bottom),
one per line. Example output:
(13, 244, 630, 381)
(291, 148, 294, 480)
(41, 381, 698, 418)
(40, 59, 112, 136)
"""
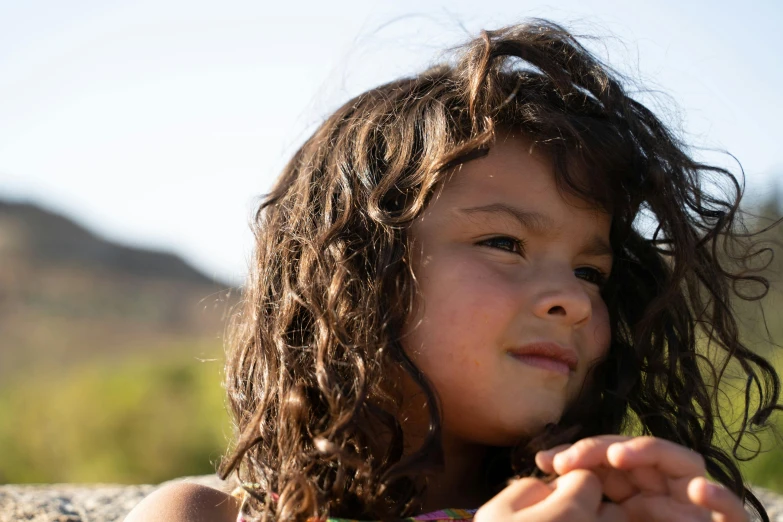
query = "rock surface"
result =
(2, 476, 783, 521)
(0, 475, 230, 522)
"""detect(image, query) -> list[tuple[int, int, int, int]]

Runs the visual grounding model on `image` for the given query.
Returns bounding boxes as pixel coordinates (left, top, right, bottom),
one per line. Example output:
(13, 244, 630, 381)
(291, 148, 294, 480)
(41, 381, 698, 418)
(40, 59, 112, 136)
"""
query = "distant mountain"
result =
(0, 199, 237, 378)
(0, 200, 216, 285)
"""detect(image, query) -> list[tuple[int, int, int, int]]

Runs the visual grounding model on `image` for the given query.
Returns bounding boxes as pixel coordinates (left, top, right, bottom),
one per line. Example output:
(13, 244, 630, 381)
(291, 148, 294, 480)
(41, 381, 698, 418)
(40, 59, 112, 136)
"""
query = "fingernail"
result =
(553, 451, 573, 468)
(611, 442, 637, 458)
(705, 482, 725, 497)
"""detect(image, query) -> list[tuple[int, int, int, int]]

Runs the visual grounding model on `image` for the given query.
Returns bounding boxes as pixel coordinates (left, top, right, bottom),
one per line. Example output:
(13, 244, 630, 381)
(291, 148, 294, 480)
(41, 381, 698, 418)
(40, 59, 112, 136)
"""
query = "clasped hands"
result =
(474, 435, 749, 522)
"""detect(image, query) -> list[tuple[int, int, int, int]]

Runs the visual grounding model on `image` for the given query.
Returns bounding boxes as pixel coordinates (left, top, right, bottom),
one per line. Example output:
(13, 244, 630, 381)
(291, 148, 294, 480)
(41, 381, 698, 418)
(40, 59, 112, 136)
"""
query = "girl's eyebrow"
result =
(461, 203, 554, 234)
(459, 203, 614, 259)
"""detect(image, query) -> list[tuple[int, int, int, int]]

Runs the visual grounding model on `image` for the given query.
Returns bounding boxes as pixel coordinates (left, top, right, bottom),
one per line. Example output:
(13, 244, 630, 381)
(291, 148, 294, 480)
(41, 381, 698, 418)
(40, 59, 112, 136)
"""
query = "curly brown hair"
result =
(218, 19, 781, 521)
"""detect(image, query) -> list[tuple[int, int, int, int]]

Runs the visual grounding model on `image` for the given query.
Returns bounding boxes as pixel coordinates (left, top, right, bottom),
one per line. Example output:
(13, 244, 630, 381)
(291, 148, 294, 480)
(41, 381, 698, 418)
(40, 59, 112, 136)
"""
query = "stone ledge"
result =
(2, 476, 782, 521)
(0, 475, 230, 522)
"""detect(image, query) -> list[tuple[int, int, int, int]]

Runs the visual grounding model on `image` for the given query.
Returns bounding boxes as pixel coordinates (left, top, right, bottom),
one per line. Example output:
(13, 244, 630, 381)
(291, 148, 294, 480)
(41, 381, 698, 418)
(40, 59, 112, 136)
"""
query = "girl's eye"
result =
(479, 238, 607, 286)
(574, 266, 607, 287)
(478, 236, 525, 256)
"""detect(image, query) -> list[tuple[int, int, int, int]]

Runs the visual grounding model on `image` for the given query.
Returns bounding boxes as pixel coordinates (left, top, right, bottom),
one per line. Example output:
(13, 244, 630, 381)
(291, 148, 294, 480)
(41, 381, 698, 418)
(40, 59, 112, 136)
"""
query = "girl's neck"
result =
(393, 374, 493, 512)
(416, 437, 491, 513)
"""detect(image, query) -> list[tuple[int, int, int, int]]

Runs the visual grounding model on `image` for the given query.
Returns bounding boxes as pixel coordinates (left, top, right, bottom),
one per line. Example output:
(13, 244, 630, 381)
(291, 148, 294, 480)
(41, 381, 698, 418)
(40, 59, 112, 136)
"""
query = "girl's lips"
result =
(510, 353, 571, 376)
(508, 341, 578, 375)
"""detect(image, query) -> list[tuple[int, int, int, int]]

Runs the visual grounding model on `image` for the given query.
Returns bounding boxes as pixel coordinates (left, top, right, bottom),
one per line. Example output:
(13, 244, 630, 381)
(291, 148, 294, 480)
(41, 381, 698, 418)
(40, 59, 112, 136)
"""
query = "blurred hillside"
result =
(0, 200, 235, 377)
(0, 199, 237, 484)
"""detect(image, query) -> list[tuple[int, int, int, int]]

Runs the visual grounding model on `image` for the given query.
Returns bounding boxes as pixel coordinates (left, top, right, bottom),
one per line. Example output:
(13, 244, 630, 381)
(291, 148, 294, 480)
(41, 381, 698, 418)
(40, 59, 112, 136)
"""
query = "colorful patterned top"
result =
(232, 485, 477, 521)
(326, 508, 477, 521)
(236, 509, 476, 522)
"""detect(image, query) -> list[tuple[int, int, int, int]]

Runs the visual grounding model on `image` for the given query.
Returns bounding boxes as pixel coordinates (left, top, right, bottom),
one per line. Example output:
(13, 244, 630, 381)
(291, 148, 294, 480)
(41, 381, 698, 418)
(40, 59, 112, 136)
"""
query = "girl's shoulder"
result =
(135, 482, 478, 522)
(124, 481, 240, 522)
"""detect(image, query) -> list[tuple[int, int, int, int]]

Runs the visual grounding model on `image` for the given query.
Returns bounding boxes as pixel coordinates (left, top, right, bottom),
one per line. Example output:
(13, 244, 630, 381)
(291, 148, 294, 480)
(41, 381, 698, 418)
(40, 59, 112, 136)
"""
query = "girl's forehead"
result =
(421, 166, 611, 237)
(435, 144, 583, 205)
(431, 138, 612, 219)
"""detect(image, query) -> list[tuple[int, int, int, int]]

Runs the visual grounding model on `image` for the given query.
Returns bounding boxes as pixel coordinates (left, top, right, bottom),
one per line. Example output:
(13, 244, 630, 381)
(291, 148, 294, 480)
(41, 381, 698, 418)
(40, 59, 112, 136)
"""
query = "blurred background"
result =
(1, 0, 781, 490)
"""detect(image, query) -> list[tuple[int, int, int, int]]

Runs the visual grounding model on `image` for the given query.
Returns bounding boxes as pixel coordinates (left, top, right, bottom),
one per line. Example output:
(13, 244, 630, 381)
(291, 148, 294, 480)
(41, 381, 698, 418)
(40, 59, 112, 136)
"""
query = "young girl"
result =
(126, 19, 780, 522)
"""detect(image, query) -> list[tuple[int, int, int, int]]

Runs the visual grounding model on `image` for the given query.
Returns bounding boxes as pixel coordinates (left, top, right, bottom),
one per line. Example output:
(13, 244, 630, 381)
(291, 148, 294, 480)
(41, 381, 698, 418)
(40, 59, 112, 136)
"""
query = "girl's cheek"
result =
(591, 298, 612, 354)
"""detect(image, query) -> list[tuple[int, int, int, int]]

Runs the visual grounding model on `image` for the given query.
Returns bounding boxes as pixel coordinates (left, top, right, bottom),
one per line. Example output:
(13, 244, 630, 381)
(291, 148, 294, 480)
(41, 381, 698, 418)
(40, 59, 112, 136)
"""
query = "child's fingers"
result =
(605, 437, 706, 479)
(492, 478, 554, 511)
(474, 477, 552, 521)
(504, 477, 554, 511)
(582, 464, 670, 503)
(478, 471, 607, 522)
(535, 443, 573, 473)
(596, 501, 629, 522)
(540, 469, 604, 516)
(549, 435, 631, 474)
(551, 435, 705, 480)
(687, 477, 749, 522)
(598, 467, 649, 502)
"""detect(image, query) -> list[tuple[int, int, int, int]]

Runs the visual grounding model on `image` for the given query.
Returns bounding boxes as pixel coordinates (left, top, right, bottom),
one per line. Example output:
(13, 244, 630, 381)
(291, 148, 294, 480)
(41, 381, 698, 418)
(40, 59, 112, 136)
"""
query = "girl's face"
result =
(402, 135, 612, 447)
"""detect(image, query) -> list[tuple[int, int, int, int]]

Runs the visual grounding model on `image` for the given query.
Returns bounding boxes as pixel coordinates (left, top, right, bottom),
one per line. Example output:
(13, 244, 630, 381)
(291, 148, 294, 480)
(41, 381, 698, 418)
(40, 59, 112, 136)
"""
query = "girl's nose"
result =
(531, 272, 592, 327)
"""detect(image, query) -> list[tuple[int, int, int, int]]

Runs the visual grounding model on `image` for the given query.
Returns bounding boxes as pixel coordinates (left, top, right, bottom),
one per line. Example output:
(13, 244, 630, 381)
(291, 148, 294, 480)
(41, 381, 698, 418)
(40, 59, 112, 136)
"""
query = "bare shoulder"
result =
(124, 481, 241, 522)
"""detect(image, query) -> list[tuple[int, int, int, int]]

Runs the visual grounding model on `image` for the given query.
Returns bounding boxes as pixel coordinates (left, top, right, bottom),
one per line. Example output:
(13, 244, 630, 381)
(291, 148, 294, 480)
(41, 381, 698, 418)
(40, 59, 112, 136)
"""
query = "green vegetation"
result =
(712, 355, 783, 493)
(738, 434, 783, 493)
(0, 342, 231, 484)
(2, 343, 781, 492)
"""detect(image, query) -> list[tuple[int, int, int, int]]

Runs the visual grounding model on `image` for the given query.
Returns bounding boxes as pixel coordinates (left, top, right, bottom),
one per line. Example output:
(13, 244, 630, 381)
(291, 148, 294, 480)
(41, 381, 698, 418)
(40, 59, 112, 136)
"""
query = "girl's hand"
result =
(535, 435, 749, 522)
(474, 469, 627, 521)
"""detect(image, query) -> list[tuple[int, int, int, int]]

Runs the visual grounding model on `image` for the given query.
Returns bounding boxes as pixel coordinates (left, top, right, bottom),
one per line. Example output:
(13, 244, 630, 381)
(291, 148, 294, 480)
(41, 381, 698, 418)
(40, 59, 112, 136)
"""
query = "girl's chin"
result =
(462, 416, 564, 447)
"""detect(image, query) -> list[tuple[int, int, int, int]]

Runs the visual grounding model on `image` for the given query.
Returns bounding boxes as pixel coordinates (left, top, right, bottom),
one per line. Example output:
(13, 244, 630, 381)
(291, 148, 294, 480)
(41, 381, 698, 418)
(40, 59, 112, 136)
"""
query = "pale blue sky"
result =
(1, 0, 781, 284)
